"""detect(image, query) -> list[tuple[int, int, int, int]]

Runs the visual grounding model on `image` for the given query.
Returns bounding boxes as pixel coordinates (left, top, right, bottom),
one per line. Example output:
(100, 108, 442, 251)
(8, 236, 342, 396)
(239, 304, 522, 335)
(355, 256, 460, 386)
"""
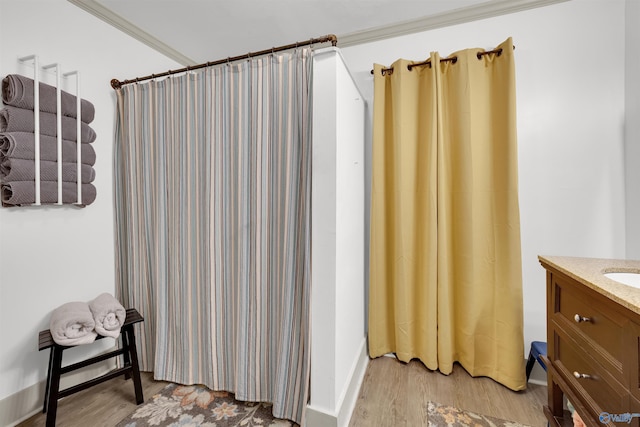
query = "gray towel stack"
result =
(0, 74, 97, 207)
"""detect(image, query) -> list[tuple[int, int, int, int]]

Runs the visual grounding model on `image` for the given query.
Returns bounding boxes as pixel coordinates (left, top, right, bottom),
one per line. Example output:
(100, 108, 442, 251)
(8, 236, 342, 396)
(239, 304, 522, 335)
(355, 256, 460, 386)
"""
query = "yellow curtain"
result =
(369, 37, 525, 391)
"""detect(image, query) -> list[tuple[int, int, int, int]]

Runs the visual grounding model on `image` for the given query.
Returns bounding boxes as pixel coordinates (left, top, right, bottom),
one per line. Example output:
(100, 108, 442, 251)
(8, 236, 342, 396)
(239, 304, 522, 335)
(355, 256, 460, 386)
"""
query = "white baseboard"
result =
(305, 338, 369, 427)
(0, 360, 115, 427)
(335, 339, 369, 427)
(527, 361, 548, 386)
(305, 406, 338, 427)
(0, 379, 46, 427)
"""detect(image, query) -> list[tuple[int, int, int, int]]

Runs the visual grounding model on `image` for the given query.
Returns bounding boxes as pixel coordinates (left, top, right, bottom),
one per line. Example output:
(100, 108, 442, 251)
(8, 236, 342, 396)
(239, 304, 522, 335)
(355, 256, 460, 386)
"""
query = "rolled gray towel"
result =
(88, 293, 126, 338)
(0, 158, 95, 183)
(0, 106, 96, 143)
(0, 132, 96, 165)
(49, 301, 97, 346)
(1, 180, 97, 206)
(2, 74, 95, 123)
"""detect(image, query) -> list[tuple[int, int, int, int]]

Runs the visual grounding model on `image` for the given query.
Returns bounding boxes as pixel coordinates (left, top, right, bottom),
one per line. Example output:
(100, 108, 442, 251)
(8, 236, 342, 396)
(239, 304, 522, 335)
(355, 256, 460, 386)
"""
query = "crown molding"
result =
(68, 0, 197, 65)
(68, 0, 570, 64)
(337, 0, 571, 47)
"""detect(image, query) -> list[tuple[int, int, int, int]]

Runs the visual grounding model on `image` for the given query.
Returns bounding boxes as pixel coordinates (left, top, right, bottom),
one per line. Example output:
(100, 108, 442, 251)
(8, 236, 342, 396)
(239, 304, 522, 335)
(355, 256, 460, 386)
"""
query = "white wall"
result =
(309, 48, 367, 427)
(626, 0, 640, 259)
(0, 0, 180, 424)
(0, 0, 631, 424)
(340, 0, 627, 357)
(333, 51, 365, 414)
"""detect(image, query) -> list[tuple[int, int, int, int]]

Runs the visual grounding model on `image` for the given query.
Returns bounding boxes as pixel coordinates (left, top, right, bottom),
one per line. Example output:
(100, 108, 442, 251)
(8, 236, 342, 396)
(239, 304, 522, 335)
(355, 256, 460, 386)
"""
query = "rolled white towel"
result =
(88, 293, 126, 338)
(49, 301, 97, 346)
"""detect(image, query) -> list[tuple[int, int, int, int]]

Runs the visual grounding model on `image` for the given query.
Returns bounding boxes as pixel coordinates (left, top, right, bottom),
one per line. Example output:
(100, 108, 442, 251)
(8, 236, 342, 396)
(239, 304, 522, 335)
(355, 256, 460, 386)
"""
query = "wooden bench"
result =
(38, 308, 144, 427)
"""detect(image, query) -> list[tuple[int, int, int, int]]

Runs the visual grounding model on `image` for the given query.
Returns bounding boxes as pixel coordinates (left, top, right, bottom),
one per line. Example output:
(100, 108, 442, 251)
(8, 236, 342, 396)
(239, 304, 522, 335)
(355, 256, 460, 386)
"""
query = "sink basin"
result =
(604, 272, 640, 288)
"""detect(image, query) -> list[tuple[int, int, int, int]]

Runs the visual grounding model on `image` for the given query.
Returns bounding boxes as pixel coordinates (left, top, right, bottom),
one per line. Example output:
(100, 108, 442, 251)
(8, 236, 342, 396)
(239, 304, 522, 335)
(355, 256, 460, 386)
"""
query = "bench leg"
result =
(121, 330, 131, 380)
(124, 326, 144, 404)
(43, 347, 54, 413)
(46, 345, 63, 427)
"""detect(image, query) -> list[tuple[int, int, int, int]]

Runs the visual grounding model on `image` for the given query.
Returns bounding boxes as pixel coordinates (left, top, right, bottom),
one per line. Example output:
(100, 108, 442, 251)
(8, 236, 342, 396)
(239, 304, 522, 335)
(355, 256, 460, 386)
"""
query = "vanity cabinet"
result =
(539, 256, 640, 427)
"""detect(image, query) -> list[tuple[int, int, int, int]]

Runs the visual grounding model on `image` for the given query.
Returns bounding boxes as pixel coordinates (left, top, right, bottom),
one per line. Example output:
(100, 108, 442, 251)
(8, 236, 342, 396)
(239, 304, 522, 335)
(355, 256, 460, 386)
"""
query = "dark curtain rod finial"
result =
(111, 34, 338, 89)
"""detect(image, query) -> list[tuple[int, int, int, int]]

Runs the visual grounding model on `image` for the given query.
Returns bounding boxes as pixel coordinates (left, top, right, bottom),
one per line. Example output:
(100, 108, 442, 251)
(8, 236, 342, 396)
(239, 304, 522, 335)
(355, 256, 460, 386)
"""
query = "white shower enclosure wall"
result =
(308, 48, 368, 427)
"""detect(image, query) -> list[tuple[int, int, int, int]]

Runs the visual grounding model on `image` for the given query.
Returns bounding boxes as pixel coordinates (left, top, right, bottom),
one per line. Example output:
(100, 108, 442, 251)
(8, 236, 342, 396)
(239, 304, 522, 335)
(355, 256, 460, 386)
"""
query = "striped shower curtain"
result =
(113, 48, 313, 423)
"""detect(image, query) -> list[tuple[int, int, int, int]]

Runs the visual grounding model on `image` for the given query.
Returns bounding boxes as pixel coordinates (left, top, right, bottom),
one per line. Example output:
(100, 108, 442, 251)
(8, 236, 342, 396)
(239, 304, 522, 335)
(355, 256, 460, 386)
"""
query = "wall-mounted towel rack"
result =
(41, 62, 63, 205)
(61, 70, 82, 205)
(17, 55, 42, 204)
(14, 55, 84, 206)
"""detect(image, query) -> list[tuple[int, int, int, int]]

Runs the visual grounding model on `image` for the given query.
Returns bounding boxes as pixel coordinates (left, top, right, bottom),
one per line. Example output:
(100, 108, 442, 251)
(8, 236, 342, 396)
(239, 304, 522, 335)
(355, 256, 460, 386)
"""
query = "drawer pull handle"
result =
(574, 314, 591, 323)
(573, 371, 591, 380)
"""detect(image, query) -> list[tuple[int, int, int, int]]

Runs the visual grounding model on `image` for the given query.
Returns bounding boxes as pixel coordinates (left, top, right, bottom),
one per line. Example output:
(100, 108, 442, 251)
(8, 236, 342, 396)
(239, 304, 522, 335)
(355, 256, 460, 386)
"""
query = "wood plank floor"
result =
(18, 372, 169, 427)
(349, 356, 548, 427)
(18, 356, 547, 426)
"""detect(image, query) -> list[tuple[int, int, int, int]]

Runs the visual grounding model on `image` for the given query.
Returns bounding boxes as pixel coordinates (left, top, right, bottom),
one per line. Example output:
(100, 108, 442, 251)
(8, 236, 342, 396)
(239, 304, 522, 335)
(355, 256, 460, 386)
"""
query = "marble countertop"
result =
(538, 255, 640, 315)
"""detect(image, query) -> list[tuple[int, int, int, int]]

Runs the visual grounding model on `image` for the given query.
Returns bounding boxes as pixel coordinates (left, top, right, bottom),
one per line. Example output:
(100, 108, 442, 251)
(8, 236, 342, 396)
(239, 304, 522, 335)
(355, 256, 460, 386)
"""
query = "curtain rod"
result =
(370, 45, 515, 76)
(111, 34, 337, 89)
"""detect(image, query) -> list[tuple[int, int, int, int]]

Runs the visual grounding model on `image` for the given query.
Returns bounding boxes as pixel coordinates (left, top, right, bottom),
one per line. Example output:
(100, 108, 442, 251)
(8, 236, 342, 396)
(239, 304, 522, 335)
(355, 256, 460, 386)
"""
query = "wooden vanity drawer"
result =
(554, 331, 626, 415)
(628, 321, 640, 402)
(554, 274, 625, 364)
(541, 257, 640, 427)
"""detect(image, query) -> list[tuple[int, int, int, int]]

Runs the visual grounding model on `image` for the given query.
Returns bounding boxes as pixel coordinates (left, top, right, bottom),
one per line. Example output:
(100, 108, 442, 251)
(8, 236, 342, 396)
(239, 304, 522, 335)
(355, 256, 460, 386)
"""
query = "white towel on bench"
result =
(88, 293, 126, 338)
(49, 301, 97, 346)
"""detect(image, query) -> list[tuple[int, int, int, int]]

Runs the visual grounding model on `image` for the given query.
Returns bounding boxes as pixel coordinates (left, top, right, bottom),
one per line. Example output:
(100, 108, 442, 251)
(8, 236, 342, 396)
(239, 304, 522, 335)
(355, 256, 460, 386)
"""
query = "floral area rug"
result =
(116, 383, 296, 427)
(427, 401, 532, 427)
